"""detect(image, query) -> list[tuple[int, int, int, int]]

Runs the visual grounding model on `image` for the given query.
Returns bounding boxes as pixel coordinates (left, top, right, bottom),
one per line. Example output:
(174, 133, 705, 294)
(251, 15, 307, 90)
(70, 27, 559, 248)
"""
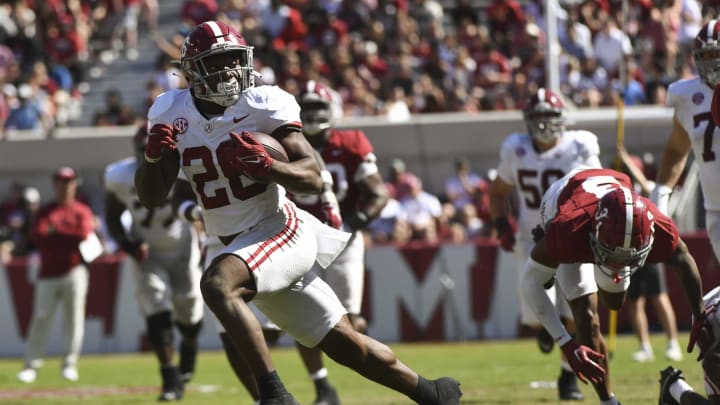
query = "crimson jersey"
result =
(542, 168, 679, 264)
(294, 129, 378, 221)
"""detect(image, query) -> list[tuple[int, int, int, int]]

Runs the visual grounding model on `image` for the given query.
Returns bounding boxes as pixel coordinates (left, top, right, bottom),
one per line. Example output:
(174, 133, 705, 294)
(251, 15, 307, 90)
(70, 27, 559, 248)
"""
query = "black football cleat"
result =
(158, 365, 184, 402)
(312, 378, 341, 405)
(430, 377, 462, 405)
(658, 366, 684, 405)
(537, 328, 554, 354)
(558, 369, 584, 401)
(259, 393, 301, 405)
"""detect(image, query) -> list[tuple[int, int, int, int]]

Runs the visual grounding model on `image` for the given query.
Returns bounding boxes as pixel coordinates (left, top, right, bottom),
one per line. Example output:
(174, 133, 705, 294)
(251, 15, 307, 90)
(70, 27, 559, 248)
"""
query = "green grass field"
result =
(0, 333, 701, 404)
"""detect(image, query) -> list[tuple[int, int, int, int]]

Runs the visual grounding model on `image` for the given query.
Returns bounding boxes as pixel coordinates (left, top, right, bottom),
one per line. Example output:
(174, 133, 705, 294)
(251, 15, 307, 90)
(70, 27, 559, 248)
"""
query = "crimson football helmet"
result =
(297, 80, 335, 136)
(180, 21, 254, 107)
(523, 88, 566, 144)
(590, 187, 655, 281)
(694, 20, 720, 88)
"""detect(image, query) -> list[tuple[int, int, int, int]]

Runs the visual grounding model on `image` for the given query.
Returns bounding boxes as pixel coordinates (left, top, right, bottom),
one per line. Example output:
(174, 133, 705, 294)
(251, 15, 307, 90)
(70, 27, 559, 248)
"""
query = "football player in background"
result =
(657, 286, 720, 405)
(134, 20, 461, 405)
(488, 88, 601, 400)
(104, 124, 204, 401)
(656, 37, 720, 405)
(520, 167, 706, 405)
(652, 20, 720, 262)
(290, 80, 390, 404)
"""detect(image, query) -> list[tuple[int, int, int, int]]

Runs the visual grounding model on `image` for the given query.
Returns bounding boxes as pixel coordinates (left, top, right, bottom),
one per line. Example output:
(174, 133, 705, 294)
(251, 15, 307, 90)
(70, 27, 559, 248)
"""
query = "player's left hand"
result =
(222, 131, 274, 179)
(561, 340, 606, 385)
(494, 217, 516, 252)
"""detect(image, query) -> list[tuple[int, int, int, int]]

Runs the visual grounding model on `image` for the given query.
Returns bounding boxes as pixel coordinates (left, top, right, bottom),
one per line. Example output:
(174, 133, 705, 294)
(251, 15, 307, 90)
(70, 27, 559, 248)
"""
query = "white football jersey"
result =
(104, 157, 191, 250)
(667, 77, 720, 211)
(496, 130, 601, 239)
(147, 85, 300, 237)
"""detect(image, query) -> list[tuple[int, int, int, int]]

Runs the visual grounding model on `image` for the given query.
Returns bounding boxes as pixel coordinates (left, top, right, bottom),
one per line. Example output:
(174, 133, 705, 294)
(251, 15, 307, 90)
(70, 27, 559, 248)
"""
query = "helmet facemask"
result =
(525, 109, 565, 144)
(182, 45, 255, 107)
(300, 101, 332, 136)
(694, 46, 720, 88)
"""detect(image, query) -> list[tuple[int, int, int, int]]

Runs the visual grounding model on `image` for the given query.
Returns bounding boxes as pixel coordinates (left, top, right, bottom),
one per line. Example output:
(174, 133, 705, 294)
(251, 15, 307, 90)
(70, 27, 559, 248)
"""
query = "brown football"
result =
(248, 131, 289, 163)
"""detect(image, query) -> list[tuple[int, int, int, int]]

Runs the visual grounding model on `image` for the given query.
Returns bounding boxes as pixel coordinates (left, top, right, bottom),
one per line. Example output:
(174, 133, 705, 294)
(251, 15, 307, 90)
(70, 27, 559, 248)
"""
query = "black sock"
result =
(410, 376, 438, 405)
(257, 370, 288, 399)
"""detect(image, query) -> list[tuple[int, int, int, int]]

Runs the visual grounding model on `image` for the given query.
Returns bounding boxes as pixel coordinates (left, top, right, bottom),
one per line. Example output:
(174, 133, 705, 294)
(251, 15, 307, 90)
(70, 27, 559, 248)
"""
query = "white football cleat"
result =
(632, 348, 655, 363)
(665, 346, 683, 362)
(17, 368, 37, 383)
(61, 366, 79, 382)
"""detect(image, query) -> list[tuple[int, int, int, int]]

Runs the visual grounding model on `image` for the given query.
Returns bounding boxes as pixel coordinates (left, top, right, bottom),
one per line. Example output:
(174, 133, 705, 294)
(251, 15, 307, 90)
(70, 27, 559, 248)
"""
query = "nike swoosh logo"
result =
(233, 115, 249, 123)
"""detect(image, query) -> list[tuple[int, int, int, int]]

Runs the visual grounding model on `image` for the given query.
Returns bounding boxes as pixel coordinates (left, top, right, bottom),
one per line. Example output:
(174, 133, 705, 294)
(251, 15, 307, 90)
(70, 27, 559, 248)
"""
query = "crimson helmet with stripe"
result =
(523, 88, 566, 144)
(590, 187, 655, 281)
(694, 20, 720, 88)
(180, 20, 254, 107)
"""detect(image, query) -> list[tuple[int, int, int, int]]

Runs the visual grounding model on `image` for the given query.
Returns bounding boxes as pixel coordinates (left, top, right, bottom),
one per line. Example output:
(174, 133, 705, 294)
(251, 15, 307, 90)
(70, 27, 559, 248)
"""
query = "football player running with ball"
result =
(520, 167, 705, 405)
(488, 88, 601, 400)
(134, 20, 461, 405)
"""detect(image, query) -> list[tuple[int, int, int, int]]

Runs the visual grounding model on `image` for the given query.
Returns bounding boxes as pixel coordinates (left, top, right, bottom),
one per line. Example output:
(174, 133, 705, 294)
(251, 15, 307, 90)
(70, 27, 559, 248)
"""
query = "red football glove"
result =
(688, 311, 713, 360)
(494, 217, 516, 252)
(145, 124, 178, 162)
(560, 340, 606, 385)
(712, 84, 720, 127)
(320, 188, 343, 229)
(223, 131, 274, 180)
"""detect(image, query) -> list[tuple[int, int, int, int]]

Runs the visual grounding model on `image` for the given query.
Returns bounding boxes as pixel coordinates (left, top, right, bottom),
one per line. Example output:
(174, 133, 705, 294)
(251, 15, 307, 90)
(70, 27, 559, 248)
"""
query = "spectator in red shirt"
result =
(17, 167, 97, 384)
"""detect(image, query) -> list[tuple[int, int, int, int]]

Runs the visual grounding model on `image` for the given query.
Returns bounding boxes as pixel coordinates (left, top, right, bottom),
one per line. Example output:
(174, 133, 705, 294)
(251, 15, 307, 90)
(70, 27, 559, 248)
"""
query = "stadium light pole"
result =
(544, 0, 561, 95)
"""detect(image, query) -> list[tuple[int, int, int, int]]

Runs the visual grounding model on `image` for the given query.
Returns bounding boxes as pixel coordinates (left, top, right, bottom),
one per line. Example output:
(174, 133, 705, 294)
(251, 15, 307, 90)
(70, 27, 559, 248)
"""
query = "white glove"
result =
(649, 183, 673, 216)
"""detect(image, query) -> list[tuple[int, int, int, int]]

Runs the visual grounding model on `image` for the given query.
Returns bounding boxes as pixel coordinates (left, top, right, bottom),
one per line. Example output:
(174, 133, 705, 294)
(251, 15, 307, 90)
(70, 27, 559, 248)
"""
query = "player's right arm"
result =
(655, 115, 692, 190)
(135, 96, 181, 208)
(652, 82, 694, 213)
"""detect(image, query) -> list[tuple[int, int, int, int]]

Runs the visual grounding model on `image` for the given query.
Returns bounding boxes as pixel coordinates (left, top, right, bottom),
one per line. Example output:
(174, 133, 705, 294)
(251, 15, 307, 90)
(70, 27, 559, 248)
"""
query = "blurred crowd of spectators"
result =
(140, 0, 719, 120)
(0, 0, 158, 138)
(4, 0, 719, 133)
(366, 156, 493, 245)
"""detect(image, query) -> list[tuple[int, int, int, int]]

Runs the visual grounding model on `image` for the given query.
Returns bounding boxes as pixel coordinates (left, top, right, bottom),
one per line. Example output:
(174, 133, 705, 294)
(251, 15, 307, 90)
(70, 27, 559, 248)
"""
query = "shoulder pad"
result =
(501, 133, 529, 150)
(104, 158, 135, 188)
(667, 78, 702, 101)
(148, 90, 183, 121)
(256, 85, 299, 112)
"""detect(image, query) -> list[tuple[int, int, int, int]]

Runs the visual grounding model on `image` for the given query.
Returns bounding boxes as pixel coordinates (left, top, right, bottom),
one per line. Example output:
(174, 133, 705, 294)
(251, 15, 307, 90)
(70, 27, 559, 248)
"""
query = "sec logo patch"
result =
(173, 117, 189, 134)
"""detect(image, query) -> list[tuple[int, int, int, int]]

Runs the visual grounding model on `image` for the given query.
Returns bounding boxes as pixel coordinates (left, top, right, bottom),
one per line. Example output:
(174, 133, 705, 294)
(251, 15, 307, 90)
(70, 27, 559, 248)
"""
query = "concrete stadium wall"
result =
(0, 106, 674, 213)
